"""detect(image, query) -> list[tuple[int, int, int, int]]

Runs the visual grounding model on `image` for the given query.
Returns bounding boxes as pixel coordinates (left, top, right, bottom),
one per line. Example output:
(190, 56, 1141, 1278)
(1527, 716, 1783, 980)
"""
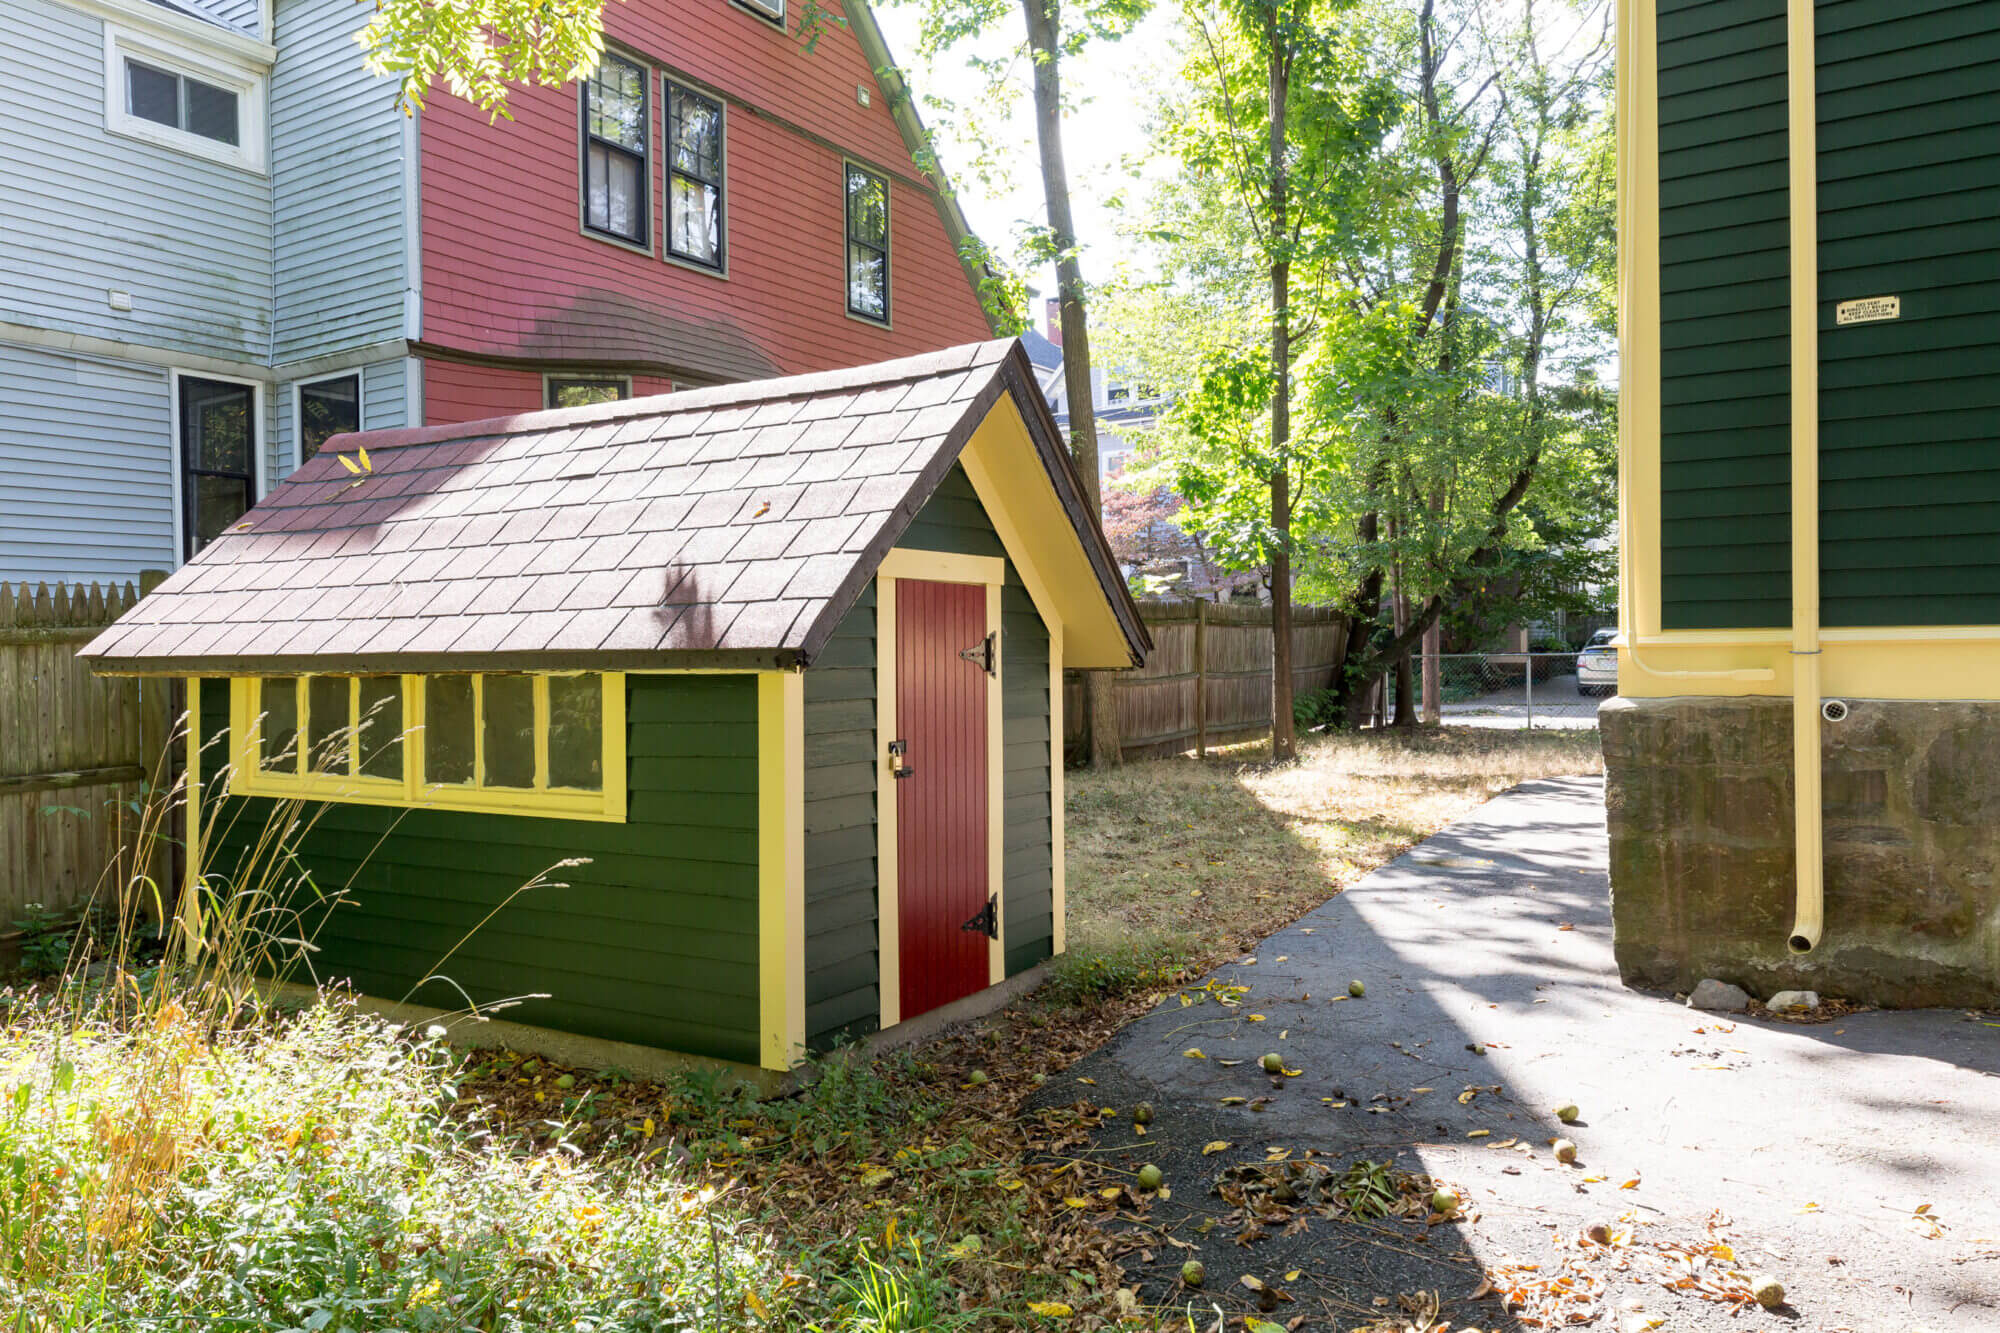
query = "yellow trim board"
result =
(986, 577, 1006, 987)
(957, 394, 1135, 669)
(875, 580, 902, 1031)
(758, 670, 806, 1071)
(1615, 0, 1663, 646)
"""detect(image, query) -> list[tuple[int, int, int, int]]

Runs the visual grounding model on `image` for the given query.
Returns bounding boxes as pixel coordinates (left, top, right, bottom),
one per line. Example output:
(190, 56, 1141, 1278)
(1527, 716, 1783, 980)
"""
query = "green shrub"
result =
(1043, 930, 1196, 1006)
(0, 997, 780, 1331)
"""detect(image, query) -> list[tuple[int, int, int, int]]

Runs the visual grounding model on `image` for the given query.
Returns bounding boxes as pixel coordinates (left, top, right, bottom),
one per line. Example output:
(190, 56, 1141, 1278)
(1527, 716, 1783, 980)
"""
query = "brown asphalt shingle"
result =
(84, 339, 1147, 675)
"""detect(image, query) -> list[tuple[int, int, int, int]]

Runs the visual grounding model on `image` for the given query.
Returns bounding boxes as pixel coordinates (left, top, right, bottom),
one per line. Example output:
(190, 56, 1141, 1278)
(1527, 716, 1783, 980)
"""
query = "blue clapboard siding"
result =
(1655, 0, 1792, 629)
(1816, 0, 2000, 626)
(272, 358, 411, 481)
(0, 0, 273, 363)
(180, 0, 263, 36)
(0, 343, 177, 584)
(270, 0, 410, 364)
(799, 466, 1058, 1050)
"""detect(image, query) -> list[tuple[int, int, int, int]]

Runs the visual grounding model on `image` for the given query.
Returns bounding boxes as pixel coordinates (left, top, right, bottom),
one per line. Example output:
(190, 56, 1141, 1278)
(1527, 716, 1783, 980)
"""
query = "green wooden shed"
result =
(82, 339, 1150, 1074)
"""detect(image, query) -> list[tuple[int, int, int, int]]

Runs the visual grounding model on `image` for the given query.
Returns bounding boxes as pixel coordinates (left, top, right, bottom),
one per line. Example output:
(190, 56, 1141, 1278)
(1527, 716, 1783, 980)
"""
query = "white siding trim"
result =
(56, 0, 275, 64)
(401, 108, 423, 340)
(1, 323, 408, 384)
(103, 21, 269, 172)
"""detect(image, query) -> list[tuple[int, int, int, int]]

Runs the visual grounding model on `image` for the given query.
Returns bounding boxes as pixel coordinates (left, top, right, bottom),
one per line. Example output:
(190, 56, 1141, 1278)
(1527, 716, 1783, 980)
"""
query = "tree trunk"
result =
(1391, 544, 1416, 729)
(1266, 2, 1296, 763)
(1022, 0, 1121, 767)
(1421, 619, 1441, 724)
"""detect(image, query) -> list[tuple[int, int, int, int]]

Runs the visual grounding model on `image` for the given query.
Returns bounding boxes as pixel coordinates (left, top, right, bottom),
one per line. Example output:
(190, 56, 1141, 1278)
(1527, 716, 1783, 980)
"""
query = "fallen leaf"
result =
(1063, 1196, 1091, 1209)
(1249, 1014, 1267, 1022)
(1026, 1300, 1074, 1317)
(1202, 1141, 1233, 1156)
(1078, 1077, 1095, 1085)
(1284, 1270, 1302, 1282)
(1468, 1129, 1490, 1138)
(858, 1165, 893, 1188)
(1184, 1049, 1207, 1060)
(1240, 1275, 1266, 1292)
(1411, 1087, 1435, 1094)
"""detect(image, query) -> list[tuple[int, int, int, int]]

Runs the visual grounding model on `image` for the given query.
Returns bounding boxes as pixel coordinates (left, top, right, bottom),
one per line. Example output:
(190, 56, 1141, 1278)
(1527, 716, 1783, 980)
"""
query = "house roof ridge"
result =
(322, 338, 1018, 455)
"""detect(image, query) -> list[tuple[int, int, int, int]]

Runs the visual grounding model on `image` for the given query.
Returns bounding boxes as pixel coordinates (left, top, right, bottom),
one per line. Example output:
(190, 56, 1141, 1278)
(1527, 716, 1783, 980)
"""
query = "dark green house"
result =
(83, 340, 1149, 1074)
(1605, 0, 2000, 1005)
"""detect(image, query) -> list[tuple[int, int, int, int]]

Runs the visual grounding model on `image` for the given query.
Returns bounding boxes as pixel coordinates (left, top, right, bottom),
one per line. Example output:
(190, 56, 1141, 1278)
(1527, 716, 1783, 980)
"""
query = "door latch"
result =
(958, 631, 997, 677)
(887, 739, 915, 780)
(961, 893, 999, 939)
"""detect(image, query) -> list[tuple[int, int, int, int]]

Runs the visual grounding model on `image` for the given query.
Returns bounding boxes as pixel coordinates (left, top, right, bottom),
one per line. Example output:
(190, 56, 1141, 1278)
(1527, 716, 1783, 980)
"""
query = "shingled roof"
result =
(83, 339, 1148, 675)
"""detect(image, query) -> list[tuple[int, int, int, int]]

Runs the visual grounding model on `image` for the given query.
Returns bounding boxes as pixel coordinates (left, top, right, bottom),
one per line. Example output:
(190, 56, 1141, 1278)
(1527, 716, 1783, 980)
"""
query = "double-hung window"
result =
(665, 82, 725, 270)
(231, 673, 626, 821)
(178, 376, 256, 559)
(844, 164, 890, 323)
(582, 55, 649, 247)
(298, 374, 359, 463)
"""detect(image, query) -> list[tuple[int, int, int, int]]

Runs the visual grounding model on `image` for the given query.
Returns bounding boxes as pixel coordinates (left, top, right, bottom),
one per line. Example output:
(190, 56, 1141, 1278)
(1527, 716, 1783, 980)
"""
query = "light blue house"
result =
(1, 0, 418, 586)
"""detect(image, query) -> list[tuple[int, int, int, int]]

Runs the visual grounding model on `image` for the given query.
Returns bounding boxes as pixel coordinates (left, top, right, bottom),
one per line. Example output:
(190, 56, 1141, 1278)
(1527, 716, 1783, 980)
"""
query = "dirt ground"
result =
(1039, 777, 2000, 1332)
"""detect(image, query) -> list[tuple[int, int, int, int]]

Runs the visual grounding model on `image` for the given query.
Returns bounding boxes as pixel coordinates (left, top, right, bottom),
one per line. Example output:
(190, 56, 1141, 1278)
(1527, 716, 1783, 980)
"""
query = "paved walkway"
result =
(1049, 778, 2000, 1331)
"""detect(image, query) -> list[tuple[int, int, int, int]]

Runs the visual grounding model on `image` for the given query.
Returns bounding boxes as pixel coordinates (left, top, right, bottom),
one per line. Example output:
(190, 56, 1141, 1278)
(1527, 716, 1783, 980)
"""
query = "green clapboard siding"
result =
(1657, 0, 1792, 629)
(1816, 0, 2000, 626)
(197, 675, 762, 1065)
(800, 465, 1056, 1049)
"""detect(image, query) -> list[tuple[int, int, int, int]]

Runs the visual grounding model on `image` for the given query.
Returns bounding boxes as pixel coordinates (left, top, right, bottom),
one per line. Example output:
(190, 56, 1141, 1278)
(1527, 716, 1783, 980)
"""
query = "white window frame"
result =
(104, 22, 267, 173)
(168, 367, 265, 568)
(734, 0, 785, 25)
(293, 371, 364, 471)
(542, 372, 633, 409)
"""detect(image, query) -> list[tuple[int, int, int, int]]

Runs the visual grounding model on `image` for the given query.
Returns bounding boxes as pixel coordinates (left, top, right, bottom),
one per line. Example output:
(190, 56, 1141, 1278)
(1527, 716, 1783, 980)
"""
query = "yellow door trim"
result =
(184, 675, 202, 920)
(757, 670, 806, 1071)
(873, 558, 1007, 1031)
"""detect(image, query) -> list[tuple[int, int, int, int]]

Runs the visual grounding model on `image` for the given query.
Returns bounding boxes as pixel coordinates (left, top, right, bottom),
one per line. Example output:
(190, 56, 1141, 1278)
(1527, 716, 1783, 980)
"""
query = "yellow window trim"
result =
(226, 671, 628, 822)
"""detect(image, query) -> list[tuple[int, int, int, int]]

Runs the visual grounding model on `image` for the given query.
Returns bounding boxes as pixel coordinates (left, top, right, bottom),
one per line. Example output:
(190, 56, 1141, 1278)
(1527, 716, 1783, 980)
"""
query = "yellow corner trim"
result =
(877, 547, 1006, 587)
(758, 671, 806, 1071)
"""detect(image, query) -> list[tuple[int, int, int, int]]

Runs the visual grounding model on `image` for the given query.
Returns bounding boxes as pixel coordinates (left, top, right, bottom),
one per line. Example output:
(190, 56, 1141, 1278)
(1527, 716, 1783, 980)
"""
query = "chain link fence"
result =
(1378, 652, 1611, 729)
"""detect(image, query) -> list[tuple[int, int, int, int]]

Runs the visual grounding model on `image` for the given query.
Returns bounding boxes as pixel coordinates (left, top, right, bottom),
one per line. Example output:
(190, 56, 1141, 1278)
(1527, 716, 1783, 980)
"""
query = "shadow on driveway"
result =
(1038, 777, 2000, 1331)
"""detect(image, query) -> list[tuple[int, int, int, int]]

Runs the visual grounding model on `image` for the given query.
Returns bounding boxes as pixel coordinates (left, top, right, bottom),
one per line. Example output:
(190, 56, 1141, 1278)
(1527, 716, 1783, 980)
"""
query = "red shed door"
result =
(895, 578, 990, 1020)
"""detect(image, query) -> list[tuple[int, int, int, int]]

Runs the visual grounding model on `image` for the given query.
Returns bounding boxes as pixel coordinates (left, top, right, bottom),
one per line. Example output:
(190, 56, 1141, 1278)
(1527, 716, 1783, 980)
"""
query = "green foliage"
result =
(1292, 687, 1340, 732)
(1043, 930, 1196, 1005)
(0, 1000, 776, 1330)
(9, 902, 74, 979)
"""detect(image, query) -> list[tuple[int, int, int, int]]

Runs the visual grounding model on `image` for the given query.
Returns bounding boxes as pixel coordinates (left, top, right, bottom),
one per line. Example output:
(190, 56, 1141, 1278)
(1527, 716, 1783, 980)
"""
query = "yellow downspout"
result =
(1784, 0, 1823, 954)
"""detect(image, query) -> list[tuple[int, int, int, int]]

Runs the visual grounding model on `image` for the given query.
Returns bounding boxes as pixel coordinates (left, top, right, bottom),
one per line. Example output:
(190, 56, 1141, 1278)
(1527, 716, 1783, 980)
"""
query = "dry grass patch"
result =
(1062, 728, 1603, 984)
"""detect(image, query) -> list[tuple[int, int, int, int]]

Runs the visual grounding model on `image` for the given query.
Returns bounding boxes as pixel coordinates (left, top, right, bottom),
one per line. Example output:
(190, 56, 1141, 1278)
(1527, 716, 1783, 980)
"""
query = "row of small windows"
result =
(581, 54, 892, 324)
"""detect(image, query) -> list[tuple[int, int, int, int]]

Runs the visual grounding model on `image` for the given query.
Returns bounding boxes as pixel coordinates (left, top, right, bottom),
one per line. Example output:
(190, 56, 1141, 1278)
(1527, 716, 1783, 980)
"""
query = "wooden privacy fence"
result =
(0, 578, 174, 934)
(1065, 601, 1348, 760)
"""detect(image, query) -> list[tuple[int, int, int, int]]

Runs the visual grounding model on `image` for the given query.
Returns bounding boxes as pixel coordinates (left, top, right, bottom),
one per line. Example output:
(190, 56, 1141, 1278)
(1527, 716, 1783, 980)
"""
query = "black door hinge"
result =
(958, 631, 997, 677)
(961, 893, 999, 939)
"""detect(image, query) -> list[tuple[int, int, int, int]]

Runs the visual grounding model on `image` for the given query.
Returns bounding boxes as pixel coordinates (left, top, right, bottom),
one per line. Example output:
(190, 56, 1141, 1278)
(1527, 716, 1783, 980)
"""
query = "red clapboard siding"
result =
(896, 579, 989, 1020)
(418, 0, 993, 384)
(422, 360, 546, 426)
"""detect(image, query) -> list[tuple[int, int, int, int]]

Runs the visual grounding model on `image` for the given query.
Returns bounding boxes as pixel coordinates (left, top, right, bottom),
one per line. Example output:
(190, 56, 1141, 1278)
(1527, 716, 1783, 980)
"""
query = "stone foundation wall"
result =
(1601, 696, 2000, 1008)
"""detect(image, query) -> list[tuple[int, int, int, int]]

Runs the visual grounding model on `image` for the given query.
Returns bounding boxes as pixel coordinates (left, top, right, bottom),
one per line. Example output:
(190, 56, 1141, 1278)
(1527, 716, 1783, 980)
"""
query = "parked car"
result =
(1577, 627, 1619, 697)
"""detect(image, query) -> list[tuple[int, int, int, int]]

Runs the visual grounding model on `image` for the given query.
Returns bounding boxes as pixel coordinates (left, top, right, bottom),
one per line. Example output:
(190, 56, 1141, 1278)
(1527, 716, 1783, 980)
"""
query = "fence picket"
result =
(0, 575, 170, 939)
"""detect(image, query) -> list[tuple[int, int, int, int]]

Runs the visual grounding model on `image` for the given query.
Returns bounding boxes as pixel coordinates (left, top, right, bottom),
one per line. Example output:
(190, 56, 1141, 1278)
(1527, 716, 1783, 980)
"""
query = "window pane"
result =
(307, 675, 349, 773)
(586, 143, 642, 241)
(481, 675, 535, 789)
(588, 56, 645, 149)
(183, 379, 252, 473)
(848, 243, 886, 320)
(669, 177, 719, 265)
(846, 167, 887, 246)
(425, 675, 475, 785)
(668, 88, 721, 179)
(547, 675, 603, 791)
(258, 678, 298, 773)
(185, 77, 239, 145)
(299, 376, 359, 460)
(549, 379, 627, 408)
(357, 676, 403, 779)
(127, 61, 179, 128)
(193, 475, 250, 549)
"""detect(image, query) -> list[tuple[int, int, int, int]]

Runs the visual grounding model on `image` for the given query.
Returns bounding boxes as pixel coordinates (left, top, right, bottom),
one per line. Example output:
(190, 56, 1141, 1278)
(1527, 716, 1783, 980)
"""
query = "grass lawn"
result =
(1057, 728, 1605, 1001)
(4, 726, 1602, 1330)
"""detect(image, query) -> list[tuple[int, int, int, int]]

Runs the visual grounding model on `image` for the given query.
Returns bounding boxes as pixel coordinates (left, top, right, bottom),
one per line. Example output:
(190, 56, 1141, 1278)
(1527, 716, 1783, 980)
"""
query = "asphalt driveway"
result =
(1041, 777, 2000, 1331)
